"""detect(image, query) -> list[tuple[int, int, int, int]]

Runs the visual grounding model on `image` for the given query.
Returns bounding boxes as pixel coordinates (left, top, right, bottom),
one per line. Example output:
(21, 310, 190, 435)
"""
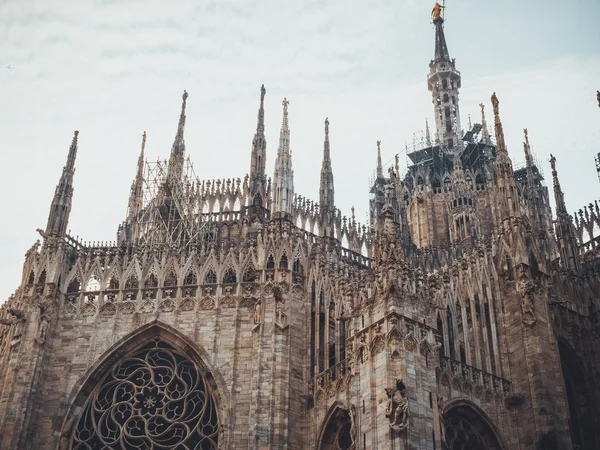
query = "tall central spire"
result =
(427, 3, 462, 151)
(272, 97, 294, 216)
(249, 85, 267, 206)
(168, 90, 188, 180)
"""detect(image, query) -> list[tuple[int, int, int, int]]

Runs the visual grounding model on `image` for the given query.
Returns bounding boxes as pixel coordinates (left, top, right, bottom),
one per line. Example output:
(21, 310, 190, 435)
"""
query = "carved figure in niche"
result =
(517, 269, 536, 325)
(276, 300, 286, 324)
(253, 300, 262, 324)
(385, 379, 409, 431)
(36, 315, 49, 345)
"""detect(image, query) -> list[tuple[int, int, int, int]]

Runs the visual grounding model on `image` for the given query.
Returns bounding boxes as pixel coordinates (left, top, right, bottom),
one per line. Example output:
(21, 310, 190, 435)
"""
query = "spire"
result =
(376, 140, 383, 178)
(249, 85, 267, 206)
(431, 3, 449, 62)
(168, 90, 188, 180)
(550, 154, 580, 271)
(428, 3, 462, 151)
(272, 97, 294, 215)
(319, 117, 335, 211)
(425, 119, 432, 146)
(491, 93, 507, 156)
(45, 130, 79, 237)
(128, 132, 146, 222)
(491, 93, 517, 220)
(480, 103, 491, 143)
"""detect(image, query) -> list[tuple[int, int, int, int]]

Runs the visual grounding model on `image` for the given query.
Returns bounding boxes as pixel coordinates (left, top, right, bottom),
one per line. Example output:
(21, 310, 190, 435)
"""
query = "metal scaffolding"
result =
(134, 157, 218, 252)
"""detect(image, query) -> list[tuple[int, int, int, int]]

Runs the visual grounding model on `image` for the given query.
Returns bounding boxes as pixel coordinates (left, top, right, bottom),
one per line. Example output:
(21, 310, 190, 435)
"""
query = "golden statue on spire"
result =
(432, 2, 444, 22)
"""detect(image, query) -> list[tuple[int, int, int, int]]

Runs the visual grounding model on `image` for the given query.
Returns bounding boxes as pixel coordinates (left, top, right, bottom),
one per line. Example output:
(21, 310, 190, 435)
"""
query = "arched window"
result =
(293, 258, 304, 274)
(443, 403, 503, 450)
(243, 266, 256, 282)
(184, 270, 198, 285)
(67, 280, 81, 293)
(442, 79, 448, 89)
(319, 407, 354, 450)
(559, 340, 595, 449)
(144, 274, 158, 289)
(69, 339, 219, 449)
(125, 275, 139, 290)
(443, 93, 449, 103)
(108, 276, 119, 290)
(279, 253, 289, 270)
(204, 269, 217, 285)
(266, 255, 275, 269)
(222, 268, 237, 284)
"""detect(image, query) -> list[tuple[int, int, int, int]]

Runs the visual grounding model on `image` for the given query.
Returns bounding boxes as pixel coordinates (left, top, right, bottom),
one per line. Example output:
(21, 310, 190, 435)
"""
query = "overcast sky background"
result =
(0, 0, 599, 301)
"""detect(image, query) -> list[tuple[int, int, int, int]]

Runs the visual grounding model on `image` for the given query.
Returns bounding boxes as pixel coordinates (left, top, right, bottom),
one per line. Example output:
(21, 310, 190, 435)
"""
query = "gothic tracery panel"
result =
(70, 339, 219, 449)
(443, 404, 502, 450)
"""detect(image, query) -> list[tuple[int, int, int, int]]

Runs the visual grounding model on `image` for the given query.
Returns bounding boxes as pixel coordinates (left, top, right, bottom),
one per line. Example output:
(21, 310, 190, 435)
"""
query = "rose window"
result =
(70, 339, 219, 449)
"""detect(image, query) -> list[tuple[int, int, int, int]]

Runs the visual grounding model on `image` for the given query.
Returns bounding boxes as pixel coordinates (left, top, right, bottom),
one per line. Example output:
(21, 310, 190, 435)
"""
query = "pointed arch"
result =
(442, 400, 505, 450)
(59, 321, 227, 450)
(317, 401, 355, 450)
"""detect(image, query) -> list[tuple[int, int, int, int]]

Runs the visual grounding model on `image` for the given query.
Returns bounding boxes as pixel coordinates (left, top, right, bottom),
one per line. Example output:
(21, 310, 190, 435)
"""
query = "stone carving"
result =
(253, 300, 262, 324)
(385, 379, 409, 431)
(517, 269, 536, 326)
(35, 314, 49, 345)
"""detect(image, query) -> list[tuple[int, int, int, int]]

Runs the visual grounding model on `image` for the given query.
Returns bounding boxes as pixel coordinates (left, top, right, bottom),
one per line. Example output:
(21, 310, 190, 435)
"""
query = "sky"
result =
(0, 0, 599, 302)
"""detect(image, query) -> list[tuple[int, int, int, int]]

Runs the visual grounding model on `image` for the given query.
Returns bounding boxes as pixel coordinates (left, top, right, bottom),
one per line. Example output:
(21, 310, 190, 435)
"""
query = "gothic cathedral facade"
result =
(1, 9, 599, 450)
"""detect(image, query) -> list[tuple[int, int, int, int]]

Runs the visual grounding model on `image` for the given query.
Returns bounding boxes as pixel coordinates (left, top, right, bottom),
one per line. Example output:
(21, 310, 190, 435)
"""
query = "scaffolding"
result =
(134, 157, 217, 253)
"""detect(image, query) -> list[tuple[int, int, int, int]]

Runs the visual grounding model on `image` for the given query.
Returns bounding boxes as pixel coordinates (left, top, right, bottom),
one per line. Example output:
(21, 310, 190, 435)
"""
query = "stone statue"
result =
(36, 315, 49, 344)
(349, 404, 357, 445)
(597, 90, 600, 108)
(517, 269, 536, 325)
(385, 379, 409, 431)
(276, 300, 285, 324)
(431, 2, 444, 21)
(253, 301, 262, 324)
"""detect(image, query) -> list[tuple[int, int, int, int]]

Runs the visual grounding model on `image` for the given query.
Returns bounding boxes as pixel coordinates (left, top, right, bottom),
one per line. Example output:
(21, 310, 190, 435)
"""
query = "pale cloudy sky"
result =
(0, 0, 599, 301)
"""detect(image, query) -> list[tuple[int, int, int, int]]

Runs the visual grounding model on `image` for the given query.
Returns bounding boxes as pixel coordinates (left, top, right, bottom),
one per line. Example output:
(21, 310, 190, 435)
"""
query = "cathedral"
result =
(1, 5, 600, 450)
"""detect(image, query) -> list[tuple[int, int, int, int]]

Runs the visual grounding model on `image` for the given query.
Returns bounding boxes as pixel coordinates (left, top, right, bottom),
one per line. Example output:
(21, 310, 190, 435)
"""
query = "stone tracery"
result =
(69, 339, 219, 450)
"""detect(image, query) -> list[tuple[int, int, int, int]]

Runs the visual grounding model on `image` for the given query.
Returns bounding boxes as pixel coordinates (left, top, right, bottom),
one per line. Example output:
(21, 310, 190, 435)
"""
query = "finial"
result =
(597, 90, 600, 108)
(142, 131, 147, 145)
(431, 2, 444, 22)
(182, 90, 188, 102)
(261, 84, 266, 103)
(425, 119, 431, 144)
(282, 97, 289, 114)
(523, 128, 529, 146)
(325, 117, 329, 138)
